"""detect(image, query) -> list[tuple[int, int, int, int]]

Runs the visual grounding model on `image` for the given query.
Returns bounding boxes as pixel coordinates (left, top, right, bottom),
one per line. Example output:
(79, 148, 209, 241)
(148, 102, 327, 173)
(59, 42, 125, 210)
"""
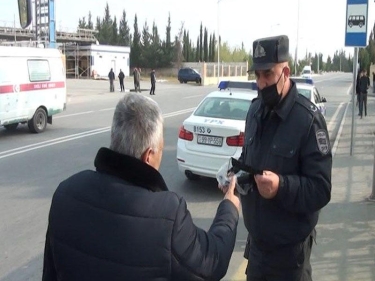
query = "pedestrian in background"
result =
(359, 69, 370, 118)
(42, 93, 240, 281)
(225, 35, 332, 281)
(356, 70, 362, 110)
(133, 67, 141, 93)
(118, 69, 125, 92)
(372, 71, 375, 94)
(150, 69, 156, 95)
(108, 68, 115, 92)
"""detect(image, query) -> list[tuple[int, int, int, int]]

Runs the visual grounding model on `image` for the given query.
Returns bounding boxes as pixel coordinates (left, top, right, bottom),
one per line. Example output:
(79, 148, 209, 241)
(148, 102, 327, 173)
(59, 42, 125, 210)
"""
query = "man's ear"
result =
(141, 147, 152, 164)
(283, 65, 291, 78)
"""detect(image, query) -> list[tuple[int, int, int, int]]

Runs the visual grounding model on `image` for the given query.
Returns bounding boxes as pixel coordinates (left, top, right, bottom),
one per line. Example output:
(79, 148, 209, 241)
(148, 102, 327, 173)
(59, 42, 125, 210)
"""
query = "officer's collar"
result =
(270, 80, 297, 120)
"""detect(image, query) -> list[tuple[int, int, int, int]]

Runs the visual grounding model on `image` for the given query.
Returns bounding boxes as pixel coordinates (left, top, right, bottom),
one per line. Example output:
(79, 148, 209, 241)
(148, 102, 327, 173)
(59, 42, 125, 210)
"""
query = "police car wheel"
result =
(4, 123, 18, 130)
(185, 170, 200, 181)
(28, 108, 47, 133)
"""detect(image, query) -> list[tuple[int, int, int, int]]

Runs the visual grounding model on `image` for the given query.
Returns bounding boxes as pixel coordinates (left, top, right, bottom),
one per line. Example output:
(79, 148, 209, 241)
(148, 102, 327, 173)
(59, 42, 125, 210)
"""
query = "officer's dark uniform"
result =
(241, 35, 332, 281)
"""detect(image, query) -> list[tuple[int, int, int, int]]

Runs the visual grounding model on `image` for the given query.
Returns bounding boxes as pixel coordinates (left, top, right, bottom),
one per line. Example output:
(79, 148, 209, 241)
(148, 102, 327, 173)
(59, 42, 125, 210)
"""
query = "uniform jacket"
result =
(239, 81, 332, 248)
(42, 147, 238, 281)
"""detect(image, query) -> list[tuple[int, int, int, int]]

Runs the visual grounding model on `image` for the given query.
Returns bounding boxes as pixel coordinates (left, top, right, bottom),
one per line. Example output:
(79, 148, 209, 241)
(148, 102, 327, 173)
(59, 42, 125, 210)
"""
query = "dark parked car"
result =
(178, 68, 202, 84)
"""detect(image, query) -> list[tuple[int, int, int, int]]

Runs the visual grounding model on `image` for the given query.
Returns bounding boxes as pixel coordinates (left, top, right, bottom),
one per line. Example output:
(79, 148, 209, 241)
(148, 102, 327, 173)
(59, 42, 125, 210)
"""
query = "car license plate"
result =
(197, 135, 223, 147)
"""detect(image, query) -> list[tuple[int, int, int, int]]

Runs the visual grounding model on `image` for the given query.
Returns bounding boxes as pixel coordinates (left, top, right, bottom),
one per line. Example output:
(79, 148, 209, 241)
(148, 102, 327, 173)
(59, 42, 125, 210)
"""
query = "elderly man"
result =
(42, 93, 240, 281)
(234, 35, 332, 281)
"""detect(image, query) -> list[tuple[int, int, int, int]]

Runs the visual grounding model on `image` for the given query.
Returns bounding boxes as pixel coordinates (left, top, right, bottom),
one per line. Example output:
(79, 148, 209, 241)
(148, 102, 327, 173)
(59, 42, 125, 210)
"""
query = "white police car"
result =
(292, 77, 327, 117)
(177, 81, 257, 180)
(177, 79, 326, 181)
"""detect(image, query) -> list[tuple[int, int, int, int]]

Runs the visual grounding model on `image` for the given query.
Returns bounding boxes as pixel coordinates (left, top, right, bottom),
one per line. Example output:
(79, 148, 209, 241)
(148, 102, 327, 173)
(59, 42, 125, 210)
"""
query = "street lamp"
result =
(217, 0, 222, 84)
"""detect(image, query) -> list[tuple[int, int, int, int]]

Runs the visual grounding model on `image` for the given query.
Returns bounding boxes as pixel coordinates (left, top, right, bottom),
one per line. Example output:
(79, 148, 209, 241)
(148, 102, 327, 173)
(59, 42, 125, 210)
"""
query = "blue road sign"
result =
(345, 0, 369, 47)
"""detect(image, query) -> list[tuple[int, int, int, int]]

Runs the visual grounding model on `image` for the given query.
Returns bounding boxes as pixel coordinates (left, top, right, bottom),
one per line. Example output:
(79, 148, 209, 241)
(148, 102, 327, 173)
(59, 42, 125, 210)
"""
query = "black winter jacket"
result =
(240, 82, 332, 248)
(42, 147, 238, 281)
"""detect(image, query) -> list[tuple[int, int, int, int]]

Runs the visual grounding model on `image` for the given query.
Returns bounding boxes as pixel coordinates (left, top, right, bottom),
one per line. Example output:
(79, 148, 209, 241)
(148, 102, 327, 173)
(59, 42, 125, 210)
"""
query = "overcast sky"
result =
(1, 0, 375, 60)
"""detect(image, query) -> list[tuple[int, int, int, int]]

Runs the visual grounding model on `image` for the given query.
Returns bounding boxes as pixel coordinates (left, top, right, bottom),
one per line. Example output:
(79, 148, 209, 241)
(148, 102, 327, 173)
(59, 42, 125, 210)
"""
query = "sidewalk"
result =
(312, 92, 375, 281)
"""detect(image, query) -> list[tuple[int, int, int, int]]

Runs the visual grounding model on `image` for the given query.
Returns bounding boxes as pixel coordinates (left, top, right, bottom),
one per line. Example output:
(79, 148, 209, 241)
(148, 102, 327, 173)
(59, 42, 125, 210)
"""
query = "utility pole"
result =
(317, 53, 320, 74)
(294, 0, 300, 76)
(217, 0, 222, 84)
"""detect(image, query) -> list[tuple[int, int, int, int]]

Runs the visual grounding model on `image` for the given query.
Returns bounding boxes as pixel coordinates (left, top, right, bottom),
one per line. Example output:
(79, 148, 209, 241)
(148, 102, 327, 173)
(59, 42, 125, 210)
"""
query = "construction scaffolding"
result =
(35, 0, 49, 43)
(60, 43, 91, 79)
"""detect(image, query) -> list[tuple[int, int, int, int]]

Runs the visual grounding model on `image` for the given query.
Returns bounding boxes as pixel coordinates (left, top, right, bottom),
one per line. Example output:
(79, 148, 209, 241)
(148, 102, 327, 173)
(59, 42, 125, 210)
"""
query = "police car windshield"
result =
(194, 97, 251, 120)
(297, 88, 311, 100)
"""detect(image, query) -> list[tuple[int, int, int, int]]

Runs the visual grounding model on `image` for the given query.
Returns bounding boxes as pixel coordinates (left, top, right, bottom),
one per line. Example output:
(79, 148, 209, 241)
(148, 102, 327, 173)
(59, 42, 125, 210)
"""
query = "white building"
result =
(63, 44, 131, 79)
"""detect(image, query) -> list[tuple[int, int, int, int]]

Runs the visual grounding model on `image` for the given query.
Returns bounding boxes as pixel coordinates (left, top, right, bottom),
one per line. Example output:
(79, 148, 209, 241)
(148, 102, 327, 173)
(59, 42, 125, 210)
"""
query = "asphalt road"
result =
(0, 72, 353, 281)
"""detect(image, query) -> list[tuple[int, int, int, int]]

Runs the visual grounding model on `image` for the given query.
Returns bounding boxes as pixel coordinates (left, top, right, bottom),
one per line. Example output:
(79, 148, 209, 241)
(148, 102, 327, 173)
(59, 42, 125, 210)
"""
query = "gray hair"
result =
(110, 93, 163, 159)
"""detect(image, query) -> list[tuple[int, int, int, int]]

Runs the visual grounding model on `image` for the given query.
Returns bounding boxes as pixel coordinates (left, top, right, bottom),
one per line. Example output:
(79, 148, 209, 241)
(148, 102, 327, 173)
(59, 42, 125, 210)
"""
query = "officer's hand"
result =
(254, 170, 279, 199)
(224, 175, 240, 212)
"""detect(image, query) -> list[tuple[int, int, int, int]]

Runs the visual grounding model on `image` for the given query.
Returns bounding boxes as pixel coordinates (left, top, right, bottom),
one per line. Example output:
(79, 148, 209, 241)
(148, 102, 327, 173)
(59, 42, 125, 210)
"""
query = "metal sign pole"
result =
(350, 47, 358, 156)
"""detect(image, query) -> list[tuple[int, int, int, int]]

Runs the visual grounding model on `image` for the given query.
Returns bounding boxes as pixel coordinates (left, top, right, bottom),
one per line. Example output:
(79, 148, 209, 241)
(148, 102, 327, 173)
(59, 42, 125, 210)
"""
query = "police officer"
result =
(238, 35, 332, 281)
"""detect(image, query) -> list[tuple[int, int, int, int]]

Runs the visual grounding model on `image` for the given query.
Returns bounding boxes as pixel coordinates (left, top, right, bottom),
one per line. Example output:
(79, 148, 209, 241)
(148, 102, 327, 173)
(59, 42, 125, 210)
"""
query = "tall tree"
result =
(100, 2, 113, 44)
(148, 21, 162, 68)
(130, 14, 142, 67)
(95, 16, 102, 42)
(161, 14, 173, 67)
(119, 10, 131, 46)
(87, 11, 93, 29)
(199, 23, 203, 61)
(203, 28, 208, 62)
(196, 37, 199, 62)
(211, 33, 216, 62)
(111, 16, 118, 45)
(78, 16, 87, 29)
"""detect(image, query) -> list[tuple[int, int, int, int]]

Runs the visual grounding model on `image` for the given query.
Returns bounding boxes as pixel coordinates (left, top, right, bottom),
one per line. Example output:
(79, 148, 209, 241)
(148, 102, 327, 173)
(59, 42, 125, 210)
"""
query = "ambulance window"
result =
(27, 59, 51, 82)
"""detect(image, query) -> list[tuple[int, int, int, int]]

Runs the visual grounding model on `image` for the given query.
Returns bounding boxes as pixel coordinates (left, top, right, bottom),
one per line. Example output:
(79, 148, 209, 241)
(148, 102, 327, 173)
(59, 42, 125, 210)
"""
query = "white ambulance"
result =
(0, 46, 67, 133)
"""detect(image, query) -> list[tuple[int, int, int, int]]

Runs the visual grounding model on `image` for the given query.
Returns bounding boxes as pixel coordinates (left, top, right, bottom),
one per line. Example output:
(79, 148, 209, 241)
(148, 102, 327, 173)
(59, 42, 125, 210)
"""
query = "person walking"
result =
(150, 69, 156, 95)
(222, 35, 332, 281)
(356, 70, 362, 112)
(359, 69, 370, 118)
(133, 67, 141, 93)
(118, 69, 125, 92)
(108, 68, 115, 92)
(372, 71, 375, 94)
(42, 93, 240, 281)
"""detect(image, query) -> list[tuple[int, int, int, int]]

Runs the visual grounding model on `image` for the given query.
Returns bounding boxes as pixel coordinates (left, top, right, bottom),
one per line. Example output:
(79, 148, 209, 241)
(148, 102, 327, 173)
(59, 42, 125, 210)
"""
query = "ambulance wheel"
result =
(28, 108, 47, 133)
(4, 123, 18, 130)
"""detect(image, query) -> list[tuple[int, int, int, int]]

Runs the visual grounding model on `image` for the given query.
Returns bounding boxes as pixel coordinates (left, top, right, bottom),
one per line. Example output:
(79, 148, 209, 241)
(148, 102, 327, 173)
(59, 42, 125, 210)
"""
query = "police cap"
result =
(249, 35, 289, 72)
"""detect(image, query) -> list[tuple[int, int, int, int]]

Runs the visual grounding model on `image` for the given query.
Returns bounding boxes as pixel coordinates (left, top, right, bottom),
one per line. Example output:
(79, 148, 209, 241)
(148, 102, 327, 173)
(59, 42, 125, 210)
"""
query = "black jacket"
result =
(239, 82, 332, 248)
(118, 71, 125, 80)
(151, 71, 156, 84)
(359, 75, 370, 94)
(108, 70, 115, 80)
(43, 148, 238, 281)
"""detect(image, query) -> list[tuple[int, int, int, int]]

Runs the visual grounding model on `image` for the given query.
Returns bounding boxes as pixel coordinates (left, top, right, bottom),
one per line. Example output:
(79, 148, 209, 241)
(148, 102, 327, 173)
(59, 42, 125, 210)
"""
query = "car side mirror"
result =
(18, 0, 32, 28)
(321, 97, 327, 103)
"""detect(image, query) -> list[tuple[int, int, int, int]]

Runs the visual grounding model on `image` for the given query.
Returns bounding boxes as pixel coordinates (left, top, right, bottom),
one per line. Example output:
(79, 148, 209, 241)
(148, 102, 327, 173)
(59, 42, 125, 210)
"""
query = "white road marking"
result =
(0, 108, 195, 160)
(330, 85, 352, 157)
(54, 111, 94, 119)
(183, 94, 205, 99)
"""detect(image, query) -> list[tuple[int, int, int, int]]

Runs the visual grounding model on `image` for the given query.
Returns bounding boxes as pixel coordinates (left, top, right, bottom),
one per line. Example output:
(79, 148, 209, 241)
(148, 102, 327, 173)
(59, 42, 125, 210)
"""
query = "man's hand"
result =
(223, 175, 241, 212)
(254, 170, 279, 199)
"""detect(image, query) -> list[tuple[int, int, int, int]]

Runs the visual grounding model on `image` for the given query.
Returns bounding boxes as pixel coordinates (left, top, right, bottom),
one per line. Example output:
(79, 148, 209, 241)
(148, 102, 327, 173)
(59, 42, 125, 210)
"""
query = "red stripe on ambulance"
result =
(0, 81, 65, 94)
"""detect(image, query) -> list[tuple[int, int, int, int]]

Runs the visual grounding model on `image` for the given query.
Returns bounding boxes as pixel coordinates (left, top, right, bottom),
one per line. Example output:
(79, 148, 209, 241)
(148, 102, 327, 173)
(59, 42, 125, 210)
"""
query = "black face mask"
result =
(259, 69, 285, 109)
